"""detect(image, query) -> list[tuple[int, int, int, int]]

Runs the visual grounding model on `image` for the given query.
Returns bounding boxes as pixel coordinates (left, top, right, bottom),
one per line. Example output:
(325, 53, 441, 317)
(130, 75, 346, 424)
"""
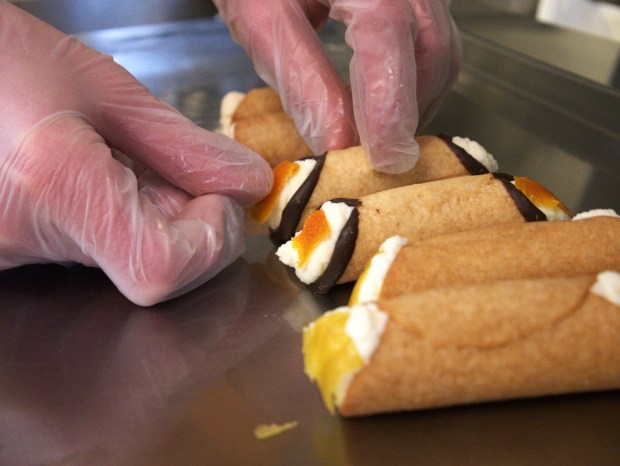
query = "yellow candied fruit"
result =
(303, 311, 365, 414)
(250, 161, 299, 223)
(291, 210, 331, 267)
(514, 176, 573, 217)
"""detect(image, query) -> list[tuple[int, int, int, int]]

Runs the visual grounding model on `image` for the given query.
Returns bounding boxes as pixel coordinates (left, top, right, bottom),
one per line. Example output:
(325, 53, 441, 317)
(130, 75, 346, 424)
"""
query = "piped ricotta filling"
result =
(267, 159, 317, 229)
(572, 209, 619, 220)
(591, 271, 620, 307)
(337, 303, 388, 405)
(345, 303, 389, 363)
(351, 236, 408, 305)
(276, 201, 354, 284)
(218, 91, 245, 137)
(535, 204, 571, 221)
(452, 136, 499, 172)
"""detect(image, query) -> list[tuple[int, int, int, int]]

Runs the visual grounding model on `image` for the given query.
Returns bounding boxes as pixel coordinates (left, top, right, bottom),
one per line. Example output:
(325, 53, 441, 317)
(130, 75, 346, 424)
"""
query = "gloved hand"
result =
(215, 0, 461, 174)
(0, 2, 273, 306)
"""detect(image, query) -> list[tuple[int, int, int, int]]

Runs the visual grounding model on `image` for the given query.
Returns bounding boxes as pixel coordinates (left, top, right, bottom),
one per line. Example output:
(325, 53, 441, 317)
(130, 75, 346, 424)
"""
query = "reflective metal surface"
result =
(451, 10, 620, 89)
(1, 17, 619, 466)
(10, 0, 217, 33)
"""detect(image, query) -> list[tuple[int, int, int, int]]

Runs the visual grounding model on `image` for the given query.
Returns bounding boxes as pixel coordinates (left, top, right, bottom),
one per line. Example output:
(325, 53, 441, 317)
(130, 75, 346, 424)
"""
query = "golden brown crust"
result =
(231, 87, 284, 121)
(340, 275, 620, 416)
(337, 174, 526, 284)
(233, 112, 313, 166)
(380, 216, 620, 299)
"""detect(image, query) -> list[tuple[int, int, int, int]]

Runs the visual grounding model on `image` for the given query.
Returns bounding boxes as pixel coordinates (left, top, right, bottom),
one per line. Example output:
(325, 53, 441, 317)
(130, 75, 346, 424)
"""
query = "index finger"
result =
(216, 0, 358, 154)
(330, 0, 420, 173)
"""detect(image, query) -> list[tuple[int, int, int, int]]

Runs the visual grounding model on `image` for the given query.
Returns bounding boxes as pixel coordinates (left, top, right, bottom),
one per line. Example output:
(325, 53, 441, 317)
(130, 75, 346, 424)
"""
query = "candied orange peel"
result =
(251, 161, 299, 223)
(303, 310, 364, 414)
(513, 177, 572, 217)
(292, 210, 331, 267)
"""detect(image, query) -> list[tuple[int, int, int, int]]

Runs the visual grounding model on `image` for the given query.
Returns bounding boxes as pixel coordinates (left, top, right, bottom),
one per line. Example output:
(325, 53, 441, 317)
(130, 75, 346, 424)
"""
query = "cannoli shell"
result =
(231, 87, 284, 121)
(380, 215, 620, 299)
(339, 275, 620, 416)
(338, 173, 529, 284)
(298, 136, 482, 226)
(233, 112, 313, 166)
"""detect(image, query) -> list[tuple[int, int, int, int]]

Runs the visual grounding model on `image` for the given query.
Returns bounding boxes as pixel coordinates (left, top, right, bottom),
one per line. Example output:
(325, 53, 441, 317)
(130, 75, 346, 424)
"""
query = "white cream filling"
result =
(267, 159, 317, 229)
(345, 303, 389, 363)
(537, 205, 571, 221)
(353, 236, 408, 305)
(276, 201, 354, 284)
(452, 136, 499, 172)
(218, 91, 245, 137)
(591, 271, 620, 307)
(572, 209, 619, 221)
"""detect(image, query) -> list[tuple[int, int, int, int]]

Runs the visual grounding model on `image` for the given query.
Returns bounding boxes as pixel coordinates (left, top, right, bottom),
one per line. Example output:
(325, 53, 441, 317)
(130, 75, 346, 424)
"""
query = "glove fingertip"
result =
(366, 140, 420, 174)
(114, 195, 245, 307)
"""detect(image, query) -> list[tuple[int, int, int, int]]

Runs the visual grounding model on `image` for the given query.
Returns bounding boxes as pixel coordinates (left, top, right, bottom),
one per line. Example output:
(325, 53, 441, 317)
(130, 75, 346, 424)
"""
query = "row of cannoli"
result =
(219, 89, 620, 417)
(302, 209, 620, 416)
(250, 135, 498, 244)
(221, 88, 505, 248)
(221, 91, 577, 295)
(276, 172, 571, 293)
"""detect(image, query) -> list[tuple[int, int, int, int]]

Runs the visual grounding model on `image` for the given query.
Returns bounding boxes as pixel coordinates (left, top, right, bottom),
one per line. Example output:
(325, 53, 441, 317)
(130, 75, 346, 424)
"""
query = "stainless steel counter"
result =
(1, 17, 619, 466)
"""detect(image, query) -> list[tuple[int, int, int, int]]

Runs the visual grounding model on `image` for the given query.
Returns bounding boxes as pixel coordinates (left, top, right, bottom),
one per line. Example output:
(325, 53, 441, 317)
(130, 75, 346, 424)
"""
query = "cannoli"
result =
(350, 209, 620, 304)
(231, 87, 284, 121)
(252, 135, 499, 244)
(218, 88, 312, 165)
(277, 173, 571, 293)
(303, 271, 620, 416)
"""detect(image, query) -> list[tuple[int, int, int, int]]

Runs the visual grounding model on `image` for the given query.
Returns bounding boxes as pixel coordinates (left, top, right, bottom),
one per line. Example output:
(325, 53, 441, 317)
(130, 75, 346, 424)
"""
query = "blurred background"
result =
(6, 0, 618, 38)
(8, 0, 620, 88)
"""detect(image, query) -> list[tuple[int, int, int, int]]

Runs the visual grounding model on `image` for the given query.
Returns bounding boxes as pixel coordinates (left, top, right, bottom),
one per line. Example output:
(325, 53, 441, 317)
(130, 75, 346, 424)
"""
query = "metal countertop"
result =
(1, 17, 619, 466)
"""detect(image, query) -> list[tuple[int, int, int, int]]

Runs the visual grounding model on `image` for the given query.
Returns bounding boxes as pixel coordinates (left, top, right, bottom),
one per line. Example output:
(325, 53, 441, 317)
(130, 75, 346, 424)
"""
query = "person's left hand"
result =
(0, 2, 273, 306)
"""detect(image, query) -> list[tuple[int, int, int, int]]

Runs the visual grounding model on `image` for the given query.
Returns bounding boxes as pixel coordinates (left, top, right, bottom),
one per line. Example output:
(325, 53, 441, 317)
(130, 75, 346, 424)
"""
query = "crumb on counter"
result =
(253, 421, 299, 440)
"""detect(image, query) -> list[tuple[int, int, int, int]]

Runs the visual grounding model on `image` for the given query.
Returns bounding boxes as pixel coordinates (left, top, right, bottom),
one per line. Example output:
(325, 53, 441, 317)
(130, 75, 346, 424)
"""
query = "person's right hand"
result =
(0, 1, 273, 306)
(215, 0, 461, 174)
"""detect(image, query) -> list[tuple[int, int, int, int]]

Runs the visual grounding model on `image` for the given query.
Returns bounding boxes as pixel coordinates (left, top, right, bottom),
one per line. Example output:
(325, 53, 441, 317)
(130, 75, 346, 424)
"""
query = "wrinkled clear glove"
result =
(215, 0, 461, 174)
(0, 2, 273, 306)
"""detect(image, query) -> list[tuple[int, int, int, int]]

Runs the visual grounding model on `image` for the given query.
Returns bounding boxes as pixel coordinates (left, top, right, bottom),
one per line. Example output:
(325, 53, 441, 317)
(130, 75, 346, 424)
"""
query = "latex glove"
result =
(215, 0, 461, 174)
(0, 2, 273, 306)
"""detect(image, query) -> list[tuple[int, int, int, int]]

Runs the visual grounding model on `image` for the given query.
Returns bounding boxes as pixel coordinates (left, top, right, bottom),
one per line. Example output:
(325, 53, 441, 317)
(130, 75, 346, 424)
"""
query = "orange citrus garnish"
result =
(292, 210, 331, 267)
(513, 177, 572, 217)
(251, 161, 299, 223)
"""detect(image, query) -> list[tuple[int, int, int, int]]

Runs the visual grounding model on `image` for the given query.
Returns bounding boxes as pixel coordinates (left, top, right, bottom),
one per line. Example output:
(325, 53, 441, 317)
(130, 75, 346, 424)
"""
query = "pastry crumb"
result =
(254, 421, 298, 440)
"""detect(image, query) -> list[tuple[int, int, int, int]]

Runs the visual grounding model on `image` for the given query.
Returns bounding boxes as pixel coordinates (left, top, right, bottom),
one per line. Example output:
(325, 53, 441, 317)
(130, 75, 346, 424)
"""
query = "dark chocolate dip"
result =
(438, 134, 490, 175)
(270, 154, 326, 245)
(493, 172, 547, 222)
(309, 198, 361, 294)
